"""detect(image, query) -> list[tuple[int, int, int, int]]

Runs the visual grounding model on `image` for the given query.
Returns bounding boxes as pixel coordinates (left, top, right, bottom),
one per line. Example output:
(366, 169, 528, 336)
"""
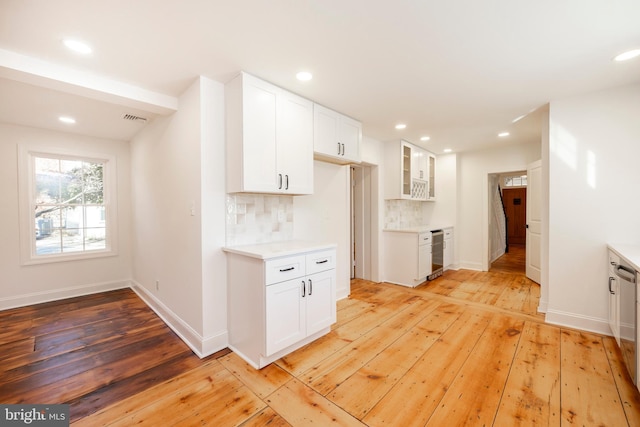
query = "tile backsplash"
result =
(226, 194, 294, 246)
(384, 199, 426, 229)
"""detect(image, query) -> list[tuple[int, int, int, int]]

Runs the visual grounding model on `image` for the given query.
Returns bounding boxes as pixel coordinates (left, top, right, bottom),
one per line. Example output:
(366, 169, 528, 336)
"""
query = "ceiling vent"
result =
(121, 113, 148, 123)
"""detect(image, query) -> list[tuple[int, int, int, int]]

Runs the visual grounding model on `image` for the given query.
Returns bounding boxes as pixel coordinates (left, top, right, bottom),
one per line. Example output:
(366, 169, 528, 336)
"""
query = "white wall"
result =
(361, 135, 384, 282)
(546, 83, 640, 334)
(294, 161, 350, 299)
(457, 142, 541, 270)
(0, 123, 132, 308)
(130, 76, 227, 356)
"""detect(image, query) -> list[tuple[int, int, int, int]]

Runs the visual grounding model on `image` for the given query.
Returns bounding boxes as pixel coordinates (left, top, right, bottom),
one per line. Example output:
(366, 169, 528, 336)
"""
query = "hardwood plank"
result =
(602, 336, 640, 427)
(425, 315, 525, 426)
(328, 302, 465, 418)
(240, 407, 291, 427)
(560, 329, 628, 426)
(304, 298, 441, 396)
(363, 308, 492, 426)
(218, 351, 292, 399)
(265, 378, 365, 426)
(492, 321, 561, 426)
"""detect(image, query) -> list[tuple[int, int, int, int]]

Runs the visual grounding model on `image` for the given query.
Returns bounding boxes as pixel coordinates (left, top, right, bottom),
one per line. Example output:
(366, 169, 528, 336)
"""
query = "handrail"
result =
(498, 185, 508, 253)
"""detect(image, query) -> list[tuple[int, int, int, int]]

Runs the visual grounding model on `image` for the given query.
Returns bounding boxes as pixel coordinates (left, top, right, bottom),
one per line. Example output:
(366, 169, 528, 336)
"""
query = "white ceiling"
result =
(1, 0, 639, 152)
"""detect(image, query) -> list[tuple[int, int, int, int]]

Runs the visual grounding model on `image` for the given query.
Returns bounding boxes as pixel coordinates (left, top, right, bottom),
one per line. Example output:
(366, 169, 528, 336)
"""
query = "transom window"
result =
(19, 146, 116, 264)
(503, 175, 527, 187)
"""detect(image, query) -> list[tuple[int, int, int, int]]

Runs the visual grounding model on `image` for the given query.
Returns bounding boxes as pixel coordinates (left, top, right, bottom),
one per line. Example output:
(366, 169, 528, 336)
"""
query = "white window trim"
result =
(18, 144, 118, 265)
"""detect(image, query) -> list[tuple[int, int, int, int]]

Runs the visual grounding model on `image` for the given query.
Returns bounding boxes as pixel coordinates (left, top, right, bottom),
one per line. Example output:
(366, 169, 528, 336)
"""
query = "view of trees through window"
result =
(34, 155, 107, 255)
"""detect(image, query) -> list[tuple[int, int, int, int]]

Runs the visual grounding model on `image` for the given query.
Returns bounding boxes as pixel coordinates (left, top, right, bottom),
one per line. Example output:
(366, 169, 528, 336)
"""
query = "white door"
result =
(526, 160, 542, 283)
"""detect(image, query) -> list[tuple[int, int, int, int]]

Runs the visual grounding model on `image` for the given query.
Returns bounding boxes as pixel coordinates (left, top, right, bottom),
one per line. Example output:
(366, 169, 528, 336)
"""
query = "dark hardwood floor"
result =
(0, 289, 229, 421)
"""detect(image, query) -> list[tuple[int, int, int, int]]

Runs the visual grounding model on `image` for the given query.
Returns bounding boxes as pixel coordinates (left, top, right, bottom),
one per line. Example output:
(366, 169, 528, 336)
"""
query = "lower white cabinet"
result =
(266, 269, 334, 355)
(225, 244, 336, 369)
(384, 230, 432, 287)
(444, 228, 454, 270)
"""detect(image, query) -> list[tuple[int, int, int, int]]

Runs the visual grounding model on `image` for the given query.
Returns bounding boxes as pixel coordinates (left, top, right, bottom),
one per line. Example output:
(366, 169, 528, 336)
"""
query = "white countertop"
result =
(223, 240, 337, 260)
(608, 243, 640, 272)
(384, 225, 453, 233)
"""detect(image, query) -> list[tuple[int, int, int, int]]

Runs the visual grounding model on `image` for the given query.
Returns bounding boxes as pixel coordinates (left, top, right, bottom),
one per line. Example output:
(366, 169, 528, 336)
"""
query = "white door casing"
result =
(526, 160, 542, 284)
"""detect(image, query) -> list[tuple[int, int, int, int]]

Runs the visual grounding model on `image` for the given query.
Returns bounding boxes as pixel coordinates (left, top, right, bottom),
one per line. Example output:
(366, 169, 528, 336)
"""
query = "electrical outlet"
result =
(155, 280, 160, 291)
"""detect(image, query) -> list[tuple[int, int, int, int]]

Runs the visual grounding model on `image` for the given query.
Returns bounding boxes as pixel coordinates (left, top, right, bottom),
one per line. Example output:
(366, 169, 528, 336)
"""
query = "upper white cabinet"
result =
(226, 72, 313, 195)
(313, 103, 362, 164)
(384, 140, 436, 201)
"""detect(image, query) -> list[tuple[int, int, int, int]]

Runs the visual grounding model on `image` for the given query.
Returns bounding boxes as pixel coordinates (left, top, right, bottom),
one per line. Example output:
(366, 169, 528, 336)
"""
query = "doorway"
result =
(502, 188, 527, 245)
(350, 164, 376, 281)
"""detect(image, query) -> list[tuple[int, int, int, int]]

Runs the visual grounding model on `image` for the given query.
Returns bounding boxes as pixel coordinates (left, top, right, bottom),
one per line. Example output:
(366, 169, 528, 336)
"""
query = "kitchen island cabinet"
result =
(224, 242, 336, 369)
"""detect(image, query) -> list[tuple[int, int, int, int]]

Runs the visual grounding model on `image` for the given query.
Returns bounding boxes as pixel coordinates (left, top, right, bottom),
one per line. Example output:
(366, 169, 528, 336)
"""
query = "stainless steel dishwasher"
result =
(612, 258, 637, 385)
(428, 230, 444, 280)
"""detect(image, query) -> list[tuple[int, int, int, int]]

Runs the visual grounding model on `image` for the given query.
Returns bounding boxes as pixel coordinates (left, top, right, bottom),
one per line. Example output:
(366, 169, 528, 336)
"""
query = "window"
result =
(503, 175, 527, 187)
(19, 146, 117, 264)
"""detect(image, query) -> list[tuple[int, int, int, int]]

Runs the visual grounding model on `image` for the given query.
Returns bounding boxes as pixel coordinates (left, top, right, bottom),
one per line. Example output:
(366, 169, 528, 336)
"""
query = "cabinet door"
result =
(314, 104, 340, 158)
(242, 75, 278, 192)
(305, 270, 336, 336)
(338, 115, 361, 162)
(418, 243, 431, 279)
(278, 90, 313, 194)
(401, 142, 412, 198)
(265, 278, 306, 356)
(427, 154, 436, 200)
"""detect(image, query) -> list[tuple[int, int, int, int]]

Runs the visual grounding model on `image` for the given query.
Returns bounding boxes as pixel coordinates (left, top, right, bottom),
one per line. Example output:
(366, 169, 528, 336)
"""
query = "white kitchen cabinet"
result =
(226, 72, 313, 195)
(225, 243, 336, 368)
(427, 153, 436, 200)
(443, 227, 454, 270)
(608, 250, 621, 346)
(313, 103, 362, 164)
(384, 140, 434, 201)
(384, 230, 432, 287)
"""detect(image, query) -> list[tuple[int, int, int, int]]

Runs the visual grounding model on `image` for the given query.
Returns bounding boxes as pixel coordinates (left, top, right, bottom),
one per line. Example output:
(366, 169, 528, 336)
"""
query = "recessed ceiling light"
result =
(498, 132, 510, 137)
(395, 123, 406, 130)
(420, 136, 431, 141)
(443, 148, 452, 153)
(59, 116, 76, 124)
(63, 39, 92, 55)
(296, 71, 313, 81)
(614, 49, 640, 62)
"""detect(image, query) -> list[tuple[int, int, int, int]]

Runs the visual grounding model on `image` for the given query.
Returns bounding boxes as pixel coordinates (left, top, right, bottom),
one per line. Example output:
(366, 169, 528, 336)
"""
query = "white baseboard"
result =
(545, 309, 611, 336)
(130, 281, 228, 358)
(0, 279, 130, 311)
(458, 261, 483, 271)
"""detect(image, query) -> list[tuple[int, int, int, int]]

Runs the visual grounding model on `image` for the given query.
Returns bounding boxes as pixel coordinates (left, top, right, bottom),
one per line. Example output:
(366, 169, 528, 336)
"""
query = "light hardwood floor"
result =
(3, 255, 639, 426)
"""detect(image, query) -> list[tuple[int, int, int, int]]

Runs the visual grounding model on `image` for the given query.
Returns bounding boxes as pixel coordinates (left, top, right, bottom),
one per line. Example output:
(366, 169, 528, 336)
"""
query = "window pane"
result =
(36, 228, 62, 255)
(85, 206, 105, 228)
(35, 157, 63, 203)
(85, 228, 106, 250)
(60, 159, 84, 204)
(84, 162, 104, 204)
(62, 227, 84, 253)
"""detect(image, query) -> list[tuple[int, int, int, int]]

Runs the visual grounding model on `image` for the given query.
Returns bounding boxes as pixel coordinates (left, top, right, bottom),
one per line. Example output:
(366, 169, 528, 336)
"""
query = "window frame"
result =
(18, 144, 118, 265)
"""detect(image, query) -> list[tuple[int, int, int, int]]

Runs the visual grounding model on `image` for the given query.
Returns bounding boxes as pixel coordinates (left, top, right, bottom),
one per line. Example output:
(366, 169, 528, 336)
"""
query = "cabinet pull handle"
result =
(309, 278, 313, 295)
(279, 267, 295, 272)
(341, 143, 345, 155)
(302, 280, 306, 297)
(278, 174, 283, 189)
(285, 174, 289, 190)
(316, 259, 328, 264)
(609, 277, 615, 294)
(337, 142, 341, 155)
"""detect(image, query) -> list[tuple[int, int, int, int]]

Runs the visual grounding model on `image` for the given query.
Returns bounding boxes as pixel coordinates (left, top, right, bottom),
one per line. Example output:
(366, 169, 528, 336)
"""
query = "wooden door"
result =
(502, 188, 527, 245)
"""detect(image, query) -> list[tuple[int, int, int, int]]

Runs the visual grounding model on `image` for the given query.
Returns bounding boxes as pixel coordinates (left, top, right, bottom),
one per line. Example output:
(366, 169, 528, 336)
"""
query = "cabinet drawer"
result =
(266, 255, 306, 285)
(418, 232, 432, 246)
(306, 249, 336, 275)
